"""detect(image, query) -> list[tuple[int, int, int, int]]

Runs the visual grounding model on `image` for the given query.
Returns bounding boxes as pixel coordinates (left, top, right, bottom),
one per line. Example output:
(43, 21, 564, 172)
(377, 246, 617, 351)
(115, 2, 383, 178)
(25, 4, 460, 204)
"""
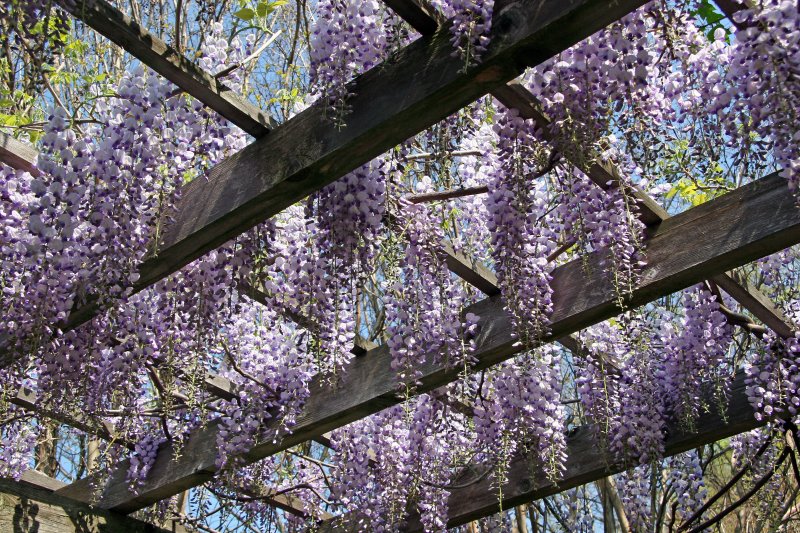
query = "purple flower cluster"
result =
(431, 0, 494, 64)
(745, 331, 800, 420)
(310, 1, 398, 125)
(473, 346, 567, 483)
(661, 285, 733, 429)
(721, 1, 800, 191)
(484, 107, 558, 343)
(666, 451, 708, 523)
(385, 201, 467, 385)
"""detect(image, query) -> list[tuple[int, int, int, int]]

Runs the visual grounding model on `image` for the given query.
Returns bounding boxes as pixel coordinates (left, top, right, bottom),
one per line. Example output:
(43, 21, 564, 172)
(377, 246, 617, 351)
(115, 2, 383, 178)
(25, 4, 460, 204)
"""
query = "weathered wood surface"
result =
(48, 0, 650, 339)
(0, 132, 39, 175)
(0, 474, 183, 533)
(56, 173, 800, 512)
(61, 0, 274, 137)
(319, 373, 764, 531)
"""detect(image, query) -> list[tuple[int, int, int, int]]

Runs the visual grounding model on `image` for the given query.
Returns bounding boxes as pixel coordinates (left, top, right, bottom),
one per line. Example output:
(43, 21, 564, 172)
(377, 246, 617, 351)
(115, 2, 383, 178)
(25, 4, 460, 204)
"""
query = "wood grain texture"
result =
(0, 476, 183, 533)
(0, 132, 39, 175)
(56, 173, 800, 513)
(62, 0, 274, 137)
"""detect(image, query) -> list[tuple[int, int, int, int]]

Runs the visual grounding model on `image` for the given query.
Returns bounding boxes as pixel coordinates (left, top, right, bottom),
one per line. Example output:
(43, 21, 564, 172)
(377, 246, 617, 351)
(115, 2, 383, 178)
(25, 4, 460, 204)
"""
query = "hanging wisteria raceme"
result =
(616, 465, 653, 531)
(214, 304, 313, 470)
(0, 410, 35, 481)
(331, 394, 471, 533)
(523, 3, 670, 170)
(661, 284, 733, 430)
(309, 0, 399, 126)
(430, 0, 493, 64)
(294, 158, 387, 378)
(552, 167, 645, 302)
(578, 316, 667, 464)
(472, 346, 567, 486)
(484, 107, 558, 343)
(384, 200, 472, 385)
(745, 331, 800, 421)
(719, 0, 800, 192)
(666, 450, 708, 524)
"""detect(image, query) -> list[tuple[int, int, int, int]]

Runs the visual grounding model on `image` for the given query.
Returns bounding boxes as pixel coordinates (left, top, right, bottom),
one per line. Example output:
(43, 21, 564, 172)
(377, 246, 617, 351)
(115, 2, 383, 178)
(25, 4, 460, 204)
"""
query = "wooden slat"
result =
(54, 173, 800, 512)
(43, 0, 650, 343)
(61, 0, 275, 137)
(0, 131, 39, 175)
(9, 387, 132, 448)
(383, 0, 444, 34)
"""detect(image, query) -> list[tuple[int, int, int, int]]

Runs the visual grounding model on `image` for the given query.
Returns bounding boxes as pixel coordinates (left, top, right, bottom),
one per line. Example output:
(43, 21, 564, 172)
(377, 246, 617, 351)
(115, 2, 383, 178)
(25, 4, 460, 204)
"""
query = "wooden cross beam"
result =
(53, 173, 800, 512)
(61, 0, 276, 137)
(0, 471, 187, 533)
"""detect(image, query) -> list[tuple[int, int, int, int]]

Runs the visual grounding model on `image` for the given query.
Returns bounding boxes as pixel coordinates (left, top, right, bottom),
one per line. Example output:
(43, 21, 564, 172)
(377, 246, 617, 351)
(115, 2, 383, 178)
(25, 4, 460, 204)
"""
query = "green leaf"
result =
(256, 2, 268, 17)
(233, 7, 255, 21)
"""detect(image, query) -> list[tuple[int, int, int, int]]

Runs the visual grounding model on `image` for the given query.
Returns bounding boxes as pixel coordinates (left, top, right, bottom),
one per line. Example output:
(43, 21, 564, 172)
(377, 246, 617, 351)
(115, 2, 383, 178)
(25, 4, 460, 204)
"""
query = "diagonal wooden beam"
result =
(54, 173, 800, 512)
(0, 132, 40, 175)
(0, 472, 187, 533)
(39, 0, 650, 346)
(60, 0, 276, 137)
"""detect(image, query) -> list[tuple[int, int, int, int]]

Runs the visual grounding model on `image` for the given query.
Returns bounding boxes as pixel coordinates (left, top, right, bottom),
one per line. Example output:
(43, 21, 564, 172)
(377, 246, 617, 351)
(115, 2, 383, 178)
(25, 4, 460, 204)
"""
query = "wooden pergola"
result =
(1, 0, 799, 531)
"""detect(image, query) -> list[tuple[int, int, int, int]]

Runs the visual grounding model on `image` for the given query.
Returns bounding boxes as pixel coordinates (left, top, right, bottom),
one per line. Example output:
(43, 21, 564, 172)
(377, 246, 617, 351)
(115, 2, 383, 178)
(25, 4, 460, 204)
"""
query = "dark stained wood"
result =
(383, 0, 444, 34)
(713, 0, 748, 29)
(441, 242, 500, 296)
(61, 0, 274, 137)
(712, 271, 796, 339)
(405, 185, 489, 204)
(10, 388, 132, 449)
(0, 475, 184, 533)
(55, 173, 800, 513)
(51, 0, 650, 339)
(0, 132, 40, 175)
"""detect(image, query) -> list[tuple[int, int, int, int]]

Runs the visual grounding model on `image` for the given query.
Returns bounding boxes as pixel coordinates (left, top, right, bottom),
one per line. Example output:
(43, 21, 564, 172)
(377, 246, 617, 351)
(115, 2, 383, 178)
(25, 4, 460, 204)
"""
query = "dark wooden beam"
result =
(54, 173, 800, 513)
(46, 0, 649, 342)
(60, 0, 275, 137)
